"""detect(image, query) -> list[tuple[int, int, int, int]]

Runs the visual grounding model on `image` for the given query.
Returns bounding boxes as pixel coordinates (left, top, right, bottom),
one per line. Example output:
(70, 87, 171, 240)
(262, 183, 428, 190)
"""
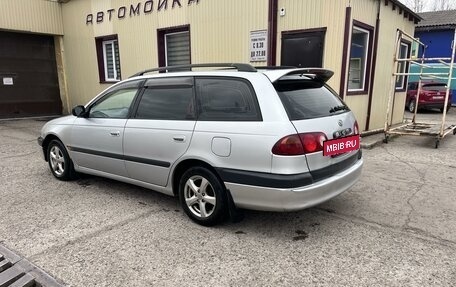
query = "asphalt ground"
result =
(0, 110, 456, 286)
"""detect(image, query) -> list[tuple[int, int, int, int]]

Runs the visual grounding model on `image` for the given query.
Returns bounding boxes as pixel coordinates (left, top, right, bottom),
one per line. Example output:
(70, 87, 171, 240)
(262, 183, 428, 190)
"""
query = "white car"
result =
(38, 63, 363, 226)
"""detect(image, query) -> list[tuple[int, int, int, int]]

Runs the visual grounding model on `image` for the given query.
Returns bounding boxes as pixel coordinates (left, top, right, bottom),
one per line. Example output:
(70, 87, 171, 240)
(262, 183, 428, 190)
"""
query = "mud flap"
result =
(226, 189, 244, 223)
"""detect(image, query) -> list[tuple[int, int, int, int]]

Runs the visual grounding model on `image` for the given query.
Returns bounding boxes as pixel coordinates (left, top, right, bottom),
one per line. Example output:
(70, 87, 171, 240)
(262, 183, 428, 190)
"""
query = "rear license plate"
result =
(323, 134, 360, 157)
(433, 96, 444, 100)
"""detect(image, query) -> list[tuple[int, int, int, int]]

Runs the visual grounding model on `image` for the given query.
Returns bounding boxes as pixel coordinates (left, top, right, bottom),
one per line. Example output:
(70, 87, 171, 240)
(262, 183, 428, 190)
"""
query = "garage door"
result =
(0, 31, 62, 118)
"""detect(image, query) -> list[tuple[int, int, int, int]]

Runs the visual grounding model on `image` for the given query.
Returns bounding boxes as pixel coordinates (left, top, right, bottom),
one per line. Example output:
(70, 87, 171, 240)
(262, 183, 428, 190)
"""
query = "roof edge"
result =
(388, 0, 423, 22)
(416, 24, 456, 31)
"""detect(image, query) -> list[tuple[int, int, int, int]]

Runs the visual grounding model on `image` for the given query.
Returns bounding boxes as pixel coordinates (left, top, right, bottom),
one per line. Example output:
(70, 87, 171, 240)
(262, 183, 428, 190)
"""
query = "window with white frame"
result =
(95, 35, 121, 82)
(411, 38, 420, 58)
(396, 42, 409, 90)
(158, 26, 191, 71)
(103, 40, 121, 81)
(348, 26, 370, 92)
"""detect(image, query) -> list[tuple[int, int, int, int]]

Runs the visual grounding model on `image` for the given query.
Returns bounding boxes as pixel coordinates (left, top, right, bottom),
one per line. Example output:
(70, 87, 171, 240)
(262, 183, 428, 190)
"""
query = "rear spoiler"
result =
(267, 68, 334, 83)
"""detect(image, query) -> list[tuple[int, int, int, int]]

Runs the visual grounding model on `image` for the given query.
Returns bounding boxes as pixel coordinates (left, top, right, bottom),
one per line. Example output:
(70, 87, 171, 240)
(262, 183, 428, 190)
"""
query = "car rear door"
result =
(123, 77, 196, 187)
(291, 113, 359, 175)
(190, 76, 274, 175)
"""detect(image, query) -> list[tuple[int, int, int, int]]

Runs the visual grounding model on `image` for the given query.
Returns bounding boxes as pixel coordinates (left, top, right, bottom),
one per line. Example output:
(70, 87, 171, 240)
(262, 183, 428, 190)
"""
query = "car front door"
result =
(124, 77, 196, 187)
(69, 80, 142, 177)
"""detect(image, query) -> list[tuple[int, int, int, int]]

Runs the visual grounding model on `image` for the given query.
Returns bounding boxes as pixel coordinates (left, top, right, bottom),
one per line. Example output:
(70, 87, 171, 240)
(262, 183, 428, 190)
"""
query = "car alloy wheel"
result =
(440, 106, 450, 113)
(179, 166, 227, 226)
(47, 139, 76, 181)
(408, 100, 416, 113)
(49, 145, 65, 176)
(183, 175, 216, 218)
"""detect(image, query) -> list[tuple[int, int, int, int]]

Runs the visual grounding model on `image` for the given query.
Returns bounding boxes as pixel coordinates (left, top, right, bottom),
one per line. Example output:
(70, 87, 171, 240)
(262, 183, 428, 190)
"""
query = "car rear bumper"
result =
(418, 101, 451, 109)
(224, 154, 363, 212)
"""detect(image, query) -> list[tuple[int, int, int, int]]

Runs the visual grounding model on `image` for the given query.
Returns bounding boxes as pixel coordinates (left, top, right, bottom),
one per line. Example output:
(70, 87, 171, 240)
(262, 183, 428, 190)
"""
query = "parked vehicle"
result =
(38, 64, 363, 226)
(406, 82, 452, 113)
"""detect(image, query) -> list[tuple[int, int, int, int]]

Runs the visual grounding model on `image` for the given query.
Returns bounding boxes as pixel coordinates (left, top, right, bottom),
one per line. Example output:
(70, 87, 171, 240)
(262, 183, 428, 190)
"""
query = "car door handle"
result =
(110, 131, 121, 137)
(173, 136, 186, 142)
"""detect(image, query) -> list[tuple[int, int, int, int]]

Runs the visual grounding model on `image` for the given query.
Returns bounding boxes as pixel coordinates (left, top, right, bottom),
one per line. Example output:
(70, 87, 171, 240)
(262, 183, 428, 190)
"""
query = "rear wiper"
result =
(329, 105, 348, 113)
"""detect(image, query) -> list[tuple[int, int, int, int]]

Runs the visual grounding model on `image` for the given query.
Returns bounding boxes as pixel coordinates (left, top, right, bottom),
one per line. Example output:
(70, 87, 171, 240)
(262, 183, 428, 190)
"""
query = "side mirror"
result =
(72, 105, 86, 117)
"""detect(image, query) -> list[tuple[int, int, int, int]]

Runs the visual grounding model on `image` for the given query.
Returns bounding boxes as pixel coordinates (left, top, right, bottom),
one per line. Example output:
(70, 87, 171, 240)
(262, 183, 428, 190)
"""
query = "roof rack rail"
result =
(131, 63, 257, 77)
(254, 66, 297, 70)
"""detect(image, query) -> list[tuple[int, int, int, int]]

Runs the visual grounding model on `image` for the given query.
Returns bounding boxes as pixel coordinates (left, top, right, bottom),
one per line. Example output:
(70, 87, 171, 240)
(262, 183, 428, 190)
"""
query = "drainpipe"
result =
(267, 0, 278, 66)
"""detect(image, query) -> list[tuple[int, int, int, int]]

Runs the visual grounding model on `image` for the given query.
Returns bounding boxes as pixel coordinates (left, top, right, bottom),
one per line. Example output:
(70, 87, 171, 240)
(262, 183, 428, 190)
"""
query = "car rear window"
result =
(422, 84, 447, 91)
(274, 79, 348, 120)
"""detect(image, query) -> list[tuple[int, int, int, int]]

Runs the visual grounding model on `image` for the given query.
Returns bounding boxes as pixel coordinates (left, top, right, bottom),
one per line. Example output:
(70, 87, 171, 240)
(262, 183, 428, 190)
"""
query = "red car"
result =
(406, 82, 452, 113)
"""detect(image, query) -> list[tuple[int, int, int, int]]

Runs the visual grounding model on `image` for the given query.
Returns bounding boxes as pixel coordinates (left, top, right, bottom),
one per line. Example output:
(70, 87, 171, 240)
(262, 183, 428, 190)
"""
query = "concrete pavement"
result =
(0, 110, 456, 286)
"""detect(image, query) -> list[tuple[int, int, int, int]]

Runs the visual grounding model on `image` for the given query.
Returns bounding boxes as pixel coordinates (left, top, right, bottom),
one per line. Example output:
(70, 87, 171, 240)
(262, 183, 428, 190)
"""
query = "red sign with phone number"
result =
(323, 134, 360, 156)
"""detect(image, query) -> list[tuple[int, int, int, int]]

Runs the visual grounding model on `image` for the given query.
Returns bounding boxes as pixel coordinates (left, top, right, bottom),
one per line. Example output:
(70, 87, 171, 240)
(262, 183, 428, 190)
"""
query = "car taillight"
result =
(272, 132, 327, 155)
(354, 121, 359, 135)
(272, 135, 304, 155)
(420, 92, 431, 99)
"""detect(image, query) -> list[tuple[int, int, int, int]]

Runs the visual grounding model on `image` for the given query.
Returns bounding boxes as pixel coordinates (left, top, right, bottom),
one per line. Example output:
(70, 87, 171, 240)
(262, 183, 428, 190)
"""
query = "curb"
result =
(360, 131, 385, 150)
(360, 139, 384, 150)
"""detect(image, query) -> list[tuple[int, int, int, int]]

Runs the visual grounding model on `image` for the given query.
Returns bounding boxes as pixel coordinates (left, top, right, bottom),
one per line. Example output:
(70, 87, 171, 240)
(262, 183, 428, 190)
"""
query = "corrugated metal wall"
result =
(60, 0, 100, 107)
(0, 0, 63, 35)
(276, 0, 378, 130)
(277, 0, 415, 131)
(277, 0, 350, 91)
(61, 0, 269, 106)
(342, 0, 378, 130)
(369, 4, 415, 130)
(0, 0, 66, 116)
(60, 0, 416, 130)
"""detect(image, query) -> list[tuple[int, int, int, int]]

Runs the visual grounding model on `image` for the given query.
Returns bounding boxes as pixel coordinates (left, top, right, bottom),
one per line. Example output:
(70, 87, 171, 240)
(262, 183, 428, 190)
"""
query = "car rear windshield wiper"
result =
(329, 105, 348, 113)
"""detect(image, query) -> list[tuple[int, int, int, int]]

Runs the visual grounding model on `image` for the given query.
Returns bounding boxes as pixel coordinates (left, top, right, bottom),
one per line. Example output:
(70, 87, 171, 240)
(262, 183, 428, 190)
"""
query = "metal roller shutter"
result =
(0, 31, 62, 118)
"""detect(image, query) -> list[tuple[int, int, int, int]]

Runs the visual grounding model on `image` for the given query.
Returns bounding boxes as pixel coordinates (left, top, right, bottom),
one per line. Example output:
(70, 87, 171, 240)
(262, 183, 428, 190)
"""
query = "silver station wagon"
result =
(38, 63, 363, 226)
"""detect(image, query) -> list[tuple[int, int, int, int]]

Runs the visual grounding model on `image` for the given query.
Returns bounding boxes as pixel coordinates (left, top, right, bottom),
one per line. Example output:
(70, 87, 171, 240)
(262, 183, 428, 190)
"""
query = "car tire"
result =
(179, 166, 228, 226)
(47, 139, 77, 181)
(440, 106, 450, 113)
(408, 99, 416, 113)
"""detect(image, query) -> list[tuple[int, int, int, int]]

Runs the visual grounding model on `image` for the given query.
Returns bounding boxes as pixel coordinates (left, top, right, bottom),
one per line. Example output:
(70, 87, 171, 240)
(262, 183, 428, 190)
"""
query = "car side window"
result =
(195, 77, 262, 121)
(134, 77, 195, 120)
(89, 81, 141, 119)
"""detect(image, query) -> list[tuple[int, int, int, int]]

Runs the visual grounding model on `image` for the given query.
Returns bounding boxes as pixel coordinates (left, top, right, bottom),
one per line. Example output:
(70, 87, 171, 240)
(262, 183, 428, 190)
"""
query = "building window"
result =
(103, 40, 120, 81)
(396, 42, 410, 90)
(348, 25, 371, 92)
(411, 38, 420, 58)
(158, 25, 191, 69)
(95, 35, 121, 83)
(165, 31, 190, 66)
